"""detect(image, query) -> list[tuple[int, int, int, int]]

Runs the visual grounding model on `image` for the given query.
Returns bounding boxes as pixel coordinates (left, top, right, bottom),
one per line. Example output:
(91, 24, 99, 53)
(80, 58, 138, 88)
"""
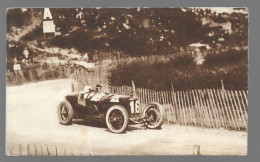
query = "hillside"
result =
(6, 8, 248, 90)
(7, 8, 248, 59)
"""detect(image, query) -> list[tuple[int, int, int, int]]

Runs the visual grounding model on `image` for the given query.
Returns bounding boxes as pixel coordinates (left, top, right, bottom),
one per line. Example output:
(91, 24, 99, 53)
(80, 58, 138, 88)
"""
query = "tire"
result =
(105, 105, 129, 133)
(57, 100, 74, 125)
(142, 102, 164, 129)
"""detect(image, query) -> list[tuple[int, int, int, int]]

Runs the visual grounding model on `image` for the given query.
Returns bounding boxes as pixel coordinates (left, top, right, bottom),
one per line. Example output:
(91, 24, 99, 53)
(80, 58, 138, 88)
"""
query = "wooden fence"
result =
(109, 86, 248, 131)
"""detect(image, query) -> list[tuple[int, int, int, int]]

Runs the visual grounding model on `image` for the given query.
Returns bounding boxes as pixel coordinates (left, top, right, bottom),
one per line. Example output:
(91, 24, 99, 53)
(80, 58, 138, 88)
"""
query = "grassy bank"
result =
(108, 50, 248, 91)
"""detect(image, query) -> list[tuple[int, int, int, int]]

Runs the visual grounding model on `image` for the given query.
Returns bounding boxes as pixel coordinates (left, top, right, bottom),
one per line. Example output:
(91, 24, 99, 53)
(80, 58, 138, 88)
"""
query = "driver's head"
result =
(83, 85, 93, 93)
(96, 84, 102, 92)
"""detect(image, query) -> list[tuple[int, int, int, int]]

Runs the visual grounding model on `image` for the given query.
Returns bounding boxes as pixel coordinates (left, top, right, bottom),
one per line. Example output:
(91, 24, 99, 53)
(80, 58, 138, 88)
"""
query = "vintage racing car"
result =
(57, 85, 164, 133)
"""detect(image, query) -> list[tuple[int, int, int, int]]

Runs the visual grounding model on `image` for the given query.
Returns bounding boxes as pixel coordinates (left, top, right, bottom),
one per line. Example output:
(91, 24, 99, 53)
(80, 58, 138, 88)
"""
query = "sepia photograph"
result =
(6, 7, 248, 156)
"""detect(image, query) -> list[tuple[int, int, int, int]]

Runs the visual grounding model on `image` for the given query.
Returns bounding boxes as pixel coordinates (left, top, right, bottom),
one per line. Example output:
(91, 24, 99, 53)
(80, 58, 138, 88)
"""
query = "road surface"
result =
(6, 79, 247, 155)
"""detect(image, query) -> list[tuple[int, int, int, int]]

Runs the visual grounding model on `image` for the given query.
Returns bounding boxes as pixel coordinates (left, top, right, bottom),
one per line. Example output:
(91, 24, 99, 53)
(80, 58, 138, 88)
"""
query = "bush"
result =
(108, 50, 248, 91)
(203, 49, 248, 68)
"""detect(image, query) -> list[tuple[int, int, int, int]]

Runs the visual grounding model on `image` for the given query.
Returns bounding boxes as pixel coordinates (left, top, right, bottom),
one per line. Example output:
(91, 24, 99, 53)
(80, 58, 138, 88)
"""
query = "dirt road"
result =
(6, 79, 247, 155)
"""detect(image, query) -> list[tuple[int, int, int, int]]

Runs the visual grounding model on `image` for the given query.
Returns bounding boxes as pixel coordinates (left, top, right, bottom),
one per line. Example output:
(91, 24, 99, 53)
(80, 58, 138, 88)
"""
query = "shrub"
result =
(108, 50, 248, 91)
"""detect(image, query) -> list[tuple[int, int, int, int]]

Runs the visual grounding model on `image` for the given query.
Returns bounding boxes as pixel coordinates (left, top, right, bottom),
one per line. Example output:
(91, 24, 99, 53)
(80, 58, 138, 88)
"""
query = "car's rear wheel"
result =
(106, 105, 129, 133)
(57, 100, 74, 125)
(143, 103, 164, 129)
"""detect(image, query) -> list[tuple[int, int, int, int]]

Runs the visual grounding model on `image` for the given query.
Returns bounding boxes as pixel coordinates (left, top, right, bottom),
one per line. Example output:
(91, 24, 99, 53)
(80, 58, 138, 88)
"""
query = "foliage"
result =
(109, 50, 248, 91)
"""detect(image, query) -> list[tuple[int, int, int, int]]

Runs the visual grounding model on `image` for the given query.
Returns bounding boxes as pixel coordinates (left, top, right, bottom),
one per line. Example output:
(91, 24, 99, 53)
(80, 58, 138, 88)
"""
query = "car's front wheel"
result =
(57, 100, 74, 125)
(106, 105, 129, 133)
(142, 102, 164, 129)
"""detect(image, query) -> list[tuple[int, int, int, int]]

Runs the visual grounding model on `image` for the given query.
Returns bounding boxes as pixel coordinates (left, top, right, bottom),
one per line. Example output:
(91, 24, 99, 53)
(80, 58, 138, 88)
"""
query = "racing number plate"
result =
(130, 100, 140, 114)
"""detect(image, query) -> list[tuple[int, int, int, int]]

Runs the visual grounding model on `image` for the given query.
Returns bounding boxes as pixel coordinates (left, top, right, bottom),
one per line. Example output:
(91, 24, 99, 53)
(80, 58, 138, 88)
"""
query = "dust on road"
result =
(6, 79, 247, 155)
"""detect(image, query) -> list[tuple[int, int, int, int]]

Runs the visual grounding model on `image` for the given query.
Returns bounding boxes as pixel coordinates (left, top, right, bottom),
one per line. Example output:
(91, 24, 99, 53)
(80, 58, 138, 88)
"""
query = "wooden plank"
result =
(155, 90, 159, 103)
(231, 90, 244, 130)
(182, 91, 189, 124)
(186, 91, 195, 126)
(172, 91, 179, 124)
(177, 91, 184, 125)
(143, 88, 147, 106)
(227, 90, 240, 131)
(141, 88, 145, 112)
(203, 90, 215, 128)
(213, 89, 226, 129)
(197, 90, 209, 127)
(235, 91, 247, 131)
(173, 91, 179, 124)
(193, 90, 203, 127)
(222, 90, 238, 130)
(185, 91, 191, 125)
(170, 83, 178, 123)
(153, 90, 157, 103)
(201, 90, 212, 128)
(142, 88, 146, 109)
(139, 88, 142, 107)
(188, 91, 198, 126)
(162, 91, 168, 123)
(163, 91, 170, 123)
(146, 89, 150, 103)
(217, 89, 231, 129)
(210, 89, 224, 128)
(242, 90, 248, 107)
(180, 91, 187, 126)
(166, 91, 174, 123)
(208, 89, 221, 128)
(212, 89, 223, 128)
(239, 90, 248, 124)
(158, 90, 162, 104)
(151, 89, 154, 103)
(169, 91, 176, 123)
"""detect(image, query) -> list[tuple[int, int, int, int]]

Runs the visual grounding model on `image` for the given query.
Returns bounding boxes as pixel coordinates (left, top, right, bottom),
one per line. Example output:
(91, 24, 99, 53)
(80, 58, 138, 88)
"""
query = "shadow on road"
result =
(72, 119, 150, 133)
(73, 119, 106, 128)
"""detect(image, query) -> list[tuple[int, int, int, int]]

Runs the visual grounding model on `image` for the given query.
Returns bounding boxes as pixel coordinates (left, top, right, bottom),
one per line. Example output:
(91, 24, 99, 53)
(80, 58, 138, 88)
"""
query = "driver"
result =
(95, 84, 102, 93)
(80, 84, 103, 100)
(79, 85, 93, 99)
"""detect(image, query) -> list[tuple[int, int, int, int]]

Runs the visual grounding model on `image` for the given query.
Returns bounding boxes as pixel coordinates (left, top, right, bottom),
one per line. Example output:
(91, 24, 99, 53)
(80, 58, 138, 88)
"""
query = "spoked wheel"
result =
(106, 105, 129, 133)
(57, 100, 74, 125)
(143, 103, 164, 129)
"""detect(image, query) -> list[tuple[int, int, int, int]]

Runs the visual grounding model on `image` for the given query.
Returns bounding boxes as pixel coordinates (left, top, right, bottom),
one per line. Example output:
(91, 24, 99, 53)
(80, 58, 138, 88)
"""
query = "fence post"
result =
(221, 79, 225, 90)
(193, 145, 201, 155)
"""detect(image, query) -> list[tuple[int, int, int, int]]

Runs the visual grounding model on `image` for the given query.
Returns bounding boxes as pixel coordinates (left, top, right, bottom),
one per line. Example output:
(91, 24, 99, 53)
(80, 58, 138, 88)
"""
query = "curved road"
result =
(6, 79, 247, 155)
